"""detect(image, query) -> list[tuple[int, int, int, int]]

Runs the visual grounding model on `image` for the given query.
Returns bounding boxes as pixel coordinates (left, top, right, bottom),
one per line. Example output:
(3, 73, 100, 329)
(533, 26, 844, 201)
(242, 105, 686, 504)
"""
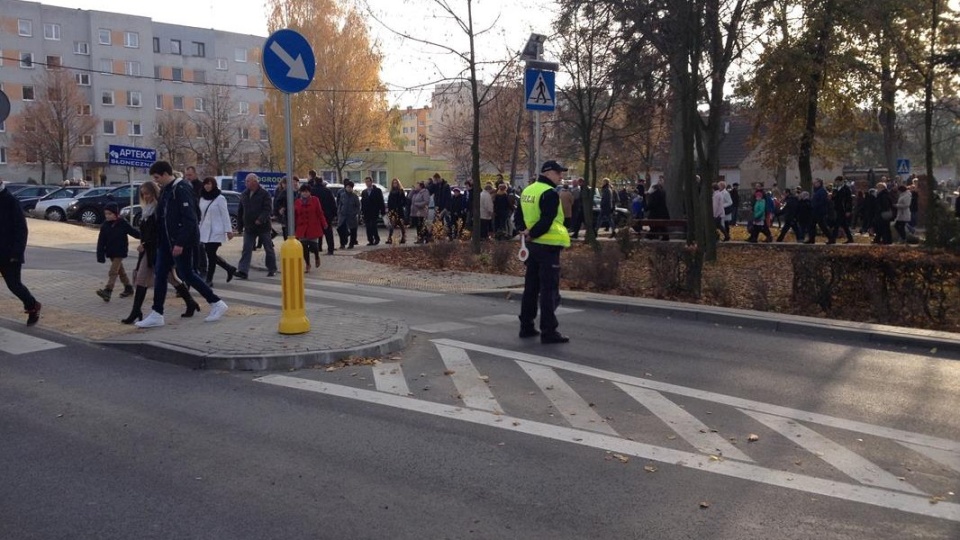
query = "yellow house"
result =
(319, 150, 453, 187)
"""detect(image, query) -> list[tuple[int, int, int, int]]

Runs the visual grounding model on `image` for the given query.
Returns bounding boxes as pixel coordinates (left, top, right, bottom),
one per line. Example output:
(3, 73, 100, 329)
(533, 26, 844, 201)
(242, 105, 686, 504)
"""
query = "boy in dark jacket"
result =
(96, 202, 138, 301)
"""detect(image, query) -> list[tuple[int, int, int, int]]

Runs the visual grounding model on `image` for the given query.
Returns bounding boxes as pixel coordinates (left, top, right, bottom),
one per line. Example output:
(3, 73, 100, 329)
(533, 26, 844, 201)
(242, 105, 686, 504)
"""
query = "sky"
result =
(39, 0, 559, 108)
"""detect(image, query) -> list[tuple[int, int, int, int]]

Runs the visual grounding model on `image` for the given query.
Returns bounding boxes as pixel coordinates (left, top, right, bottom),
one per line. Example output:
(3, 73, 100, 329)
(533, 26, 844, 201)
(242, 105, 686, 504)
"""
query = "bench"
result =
(631, 218, 688, 240)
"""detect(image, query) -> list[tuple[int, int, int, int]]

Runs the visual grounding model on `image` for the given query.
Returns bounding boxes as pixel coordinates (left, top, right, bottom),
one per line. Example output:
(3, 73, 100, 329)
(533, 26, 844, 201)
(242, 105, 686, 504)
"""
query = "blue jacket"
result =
(157, 178, 200, 248)
(811, 186, 830, 217)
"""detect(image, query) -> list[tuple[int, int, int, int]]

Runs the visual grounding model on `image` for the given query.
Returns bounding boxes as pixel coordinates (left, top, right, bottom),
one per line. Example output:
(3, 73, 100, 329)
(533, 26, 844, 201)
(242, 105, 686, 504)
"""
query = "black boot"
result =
(175, 283, 201, 318)
(121, 286, 148, 324)
(119, 284, 135, 298)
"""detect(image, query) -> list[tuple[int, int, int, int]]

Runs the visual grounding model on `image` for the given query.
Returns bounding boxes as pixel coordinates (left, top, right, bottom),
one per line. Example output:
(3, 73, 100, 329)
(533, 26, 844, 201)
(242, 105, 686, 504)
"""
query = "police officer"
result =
(518, 160, 571, 344)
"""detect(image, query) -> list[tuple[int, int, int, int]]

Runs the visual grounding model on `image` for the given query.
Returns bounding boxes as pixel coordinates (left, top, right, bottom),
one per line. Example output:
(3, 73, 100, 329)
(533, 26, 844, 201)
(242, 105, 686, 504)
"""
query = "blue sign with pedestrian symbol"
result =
(525, 68, 556, 112)
(896, 158, 911, 176)
(262, 29, 315, 94)
(108, 144, 156, 169)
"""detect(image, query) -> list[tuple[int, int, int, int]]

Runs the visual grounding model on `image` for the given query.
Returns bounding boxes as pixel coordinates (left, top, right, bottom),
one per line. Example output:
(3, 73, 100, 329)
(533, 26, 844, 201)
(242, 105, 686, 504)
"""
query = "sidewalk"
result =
(3, 220, 956, 370)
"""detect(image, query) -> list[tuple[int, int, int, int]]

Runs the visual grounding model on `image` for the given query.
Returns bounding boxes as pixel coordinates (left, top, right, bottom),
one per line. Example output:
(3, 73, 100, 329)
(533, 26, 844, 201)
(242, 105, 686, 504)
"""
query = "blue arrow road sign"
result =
(896, 158, 911, 176)
(108, 144, 156, 169)
(525, 68, 556, 112)
(263, 29, 316, 94)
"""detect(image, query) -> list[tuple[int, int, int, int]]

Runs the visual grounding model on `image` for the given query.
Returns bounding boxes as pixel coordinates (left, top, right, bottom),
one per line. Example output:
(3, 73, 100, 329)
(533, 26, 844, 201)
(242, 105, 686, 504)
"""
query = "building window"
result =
(235, 48, 247, 63)
(79, 135, 93, 146)
(22, 85, 35, 101)
(130, 121, 143, 136)
(236, 74, 248, 88)
(125, 61, 141, 76)
(192, 41, 205, 57)
(78, 104, 92, 116)
(0, 147, 6, 165)
(18, 19, 32, 37)
(98, 29, 111, 45)
(259, 128, 268, 141)
(75, 73, 91, 86)
(124, 32, 139, 48)
(100, 58, 113, 75)
(402, 127, 408, 134)
(20, 52, 34, 69)
(103, 120, 115, 135)
(74, 41, 90, 55)
(153, 37, 160, 53)
(238, 101, 249, 115)
(258, 103, 266, 116)
(193, 70, 206, 84)
(101, 91, 115, 106)
(173, 96, 184, 110)
(194, 97, 205, 112)
(170, 39, 181, 55)
(155, 94, 163, 109)
(153, 66, 161, 81)
(216, 57, 228, 70)
(238, 127, 249, 140)
(45, 55, 61, 69)
(172, 67, 183, 82)
(127, 91, 142, 107)
(195, 124, 205, 139)
(43, 23, 61, 40)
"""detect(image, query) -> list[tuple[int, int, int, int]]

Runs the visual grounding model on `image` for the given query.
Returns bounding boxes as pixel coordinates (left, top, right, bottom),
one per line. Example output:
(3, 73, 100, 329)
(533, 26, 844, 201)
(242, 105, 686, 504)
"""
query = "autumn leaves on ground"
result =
(361, 225, 960, 333)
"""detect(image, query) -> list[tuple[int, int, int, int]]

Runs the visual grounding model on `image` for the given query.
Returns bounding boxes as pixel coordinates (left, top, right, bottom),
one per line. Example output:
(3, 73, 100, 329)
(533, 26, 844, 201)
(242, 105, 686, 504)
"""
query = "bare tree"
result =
(153, 110, 192, 166)
(186, 84, 251, 175)
(10, 68, 97, 182)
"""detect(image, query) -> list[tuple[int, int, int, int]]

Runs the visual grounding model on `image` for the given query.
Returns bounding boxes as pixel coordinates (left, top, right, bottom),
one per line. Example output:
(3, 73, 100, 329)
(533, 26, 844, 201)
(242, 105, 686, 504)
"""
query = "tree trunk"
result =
(924, 0, 940, 233)
(879, 43, 899, 178)
(798, 0, 835, 192)
(467, 0, 483, 255)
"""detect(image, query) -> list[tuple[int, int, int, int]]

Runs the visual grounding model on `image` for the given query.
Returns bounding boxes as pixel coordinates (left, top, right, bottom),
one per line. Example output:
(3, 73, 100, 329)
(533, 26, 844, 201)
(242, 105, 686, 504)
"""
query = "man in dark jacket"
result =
(308, 172, 337, 255)
(360, 177, 385, 245)
(776, 189, 803, 242)
(235, 173, 277, 278)
(0, 179, 41, 325)
(136, 161, 228, 328)
(646, 182, 670, 241)
(831, 176, 854, 243)
(806, 178, 836, 244)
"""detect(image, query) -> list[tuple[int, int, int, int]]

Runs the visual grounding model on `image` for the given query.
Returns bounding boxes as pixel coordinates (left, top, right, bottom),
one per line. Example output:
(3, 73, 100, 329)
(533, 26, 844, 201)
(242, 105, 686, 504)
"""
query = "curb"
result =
(468, 289, 960, 356)
(97, 322, 411, 371)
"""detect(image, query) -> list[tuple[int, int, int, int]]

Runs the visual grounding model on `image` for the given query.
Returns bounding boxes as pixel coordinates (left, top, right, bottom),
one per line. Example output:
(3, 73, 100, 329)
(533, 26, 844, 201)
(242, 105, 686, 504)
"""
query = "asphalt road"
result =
(1, 243, 958, 538)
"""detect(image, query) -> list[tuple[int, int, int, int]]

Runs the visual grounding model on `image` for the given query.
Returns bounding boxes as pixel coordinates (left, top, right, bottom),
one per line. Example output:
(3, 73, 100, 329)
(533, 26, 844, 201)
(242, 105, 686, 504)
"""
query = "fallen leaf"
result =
(667, 435, 677, 440)
(699, 501, 710, 509)
(443, 370, 456, 376)
(930, 348, 938, 354)
(612, 453, 630, 463)
(512, 421, 521, 426)
(748, 434, 760, 442)
(478, 375, 490, 382)
(644, 465, 658, 473)
(709, 455, 723, 462)
(930, 496, 944, 505)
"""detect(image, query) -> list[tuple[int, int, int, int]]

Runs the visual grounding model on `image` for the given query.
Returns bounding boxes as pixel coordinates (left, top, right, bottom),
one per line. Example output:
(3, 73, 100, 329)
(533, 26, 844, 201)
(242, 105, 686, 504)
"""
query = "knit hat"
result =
(104, 202, 119, 215)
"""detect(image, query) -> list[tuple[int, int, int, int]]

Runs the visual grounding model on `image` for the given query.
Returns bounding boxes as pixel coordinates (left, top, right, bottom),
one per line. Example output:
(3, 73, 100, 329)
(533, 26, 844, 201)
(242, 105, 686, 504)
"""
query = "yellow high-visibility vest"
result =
(521, 181, 571, 247)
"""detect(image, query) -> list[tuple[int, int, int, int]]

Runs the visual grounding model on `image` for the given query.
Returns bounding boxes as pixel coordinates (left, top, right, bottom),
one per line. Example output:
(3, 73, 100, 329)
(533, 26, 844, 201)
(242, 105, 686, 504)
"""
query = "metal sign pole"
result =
(284, 93, 295, 235)
(535, 111, 541, 179)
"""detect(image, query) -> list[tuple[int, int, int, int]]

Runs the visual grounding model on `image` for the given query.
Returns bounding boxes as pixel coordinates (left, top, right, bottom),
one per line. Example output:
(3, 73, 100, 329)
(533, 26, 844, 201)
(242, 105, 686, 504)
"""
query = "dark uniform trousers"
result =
(519, 242, 562, 333)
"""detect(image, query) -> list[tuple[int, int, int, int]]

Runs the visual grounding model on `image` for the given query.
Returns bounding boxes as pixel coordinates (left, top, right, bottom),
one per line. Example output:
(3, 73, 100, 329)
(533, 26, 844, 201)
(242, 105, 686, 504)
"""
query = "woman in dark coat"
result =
(0, 179, 41, 325)
(645, 182, 670, 241)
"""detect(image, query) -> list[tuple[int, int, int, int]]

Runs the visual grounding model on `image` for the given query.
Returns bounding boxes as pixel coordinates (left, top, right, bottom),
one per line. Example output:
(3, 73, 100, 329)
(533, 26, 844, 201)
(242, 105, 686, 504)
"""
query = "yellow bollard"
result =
(278, 237, 310, 334)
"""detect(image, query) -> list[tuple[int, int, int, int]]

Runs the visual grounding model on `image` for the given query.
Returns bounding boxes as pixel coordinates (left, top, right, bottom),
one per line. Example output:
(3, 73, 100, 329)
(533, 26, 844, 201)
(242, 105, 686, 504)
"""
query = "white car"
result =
(32, 186, 110, 222)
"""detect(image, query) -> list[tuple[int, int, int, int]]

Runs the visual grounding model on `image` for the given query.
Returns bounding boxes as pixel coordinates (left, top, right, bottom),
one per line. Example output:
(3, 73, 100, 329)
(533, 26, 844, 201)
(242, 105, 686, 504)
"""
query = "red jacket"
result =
(294, 195, 328, 239)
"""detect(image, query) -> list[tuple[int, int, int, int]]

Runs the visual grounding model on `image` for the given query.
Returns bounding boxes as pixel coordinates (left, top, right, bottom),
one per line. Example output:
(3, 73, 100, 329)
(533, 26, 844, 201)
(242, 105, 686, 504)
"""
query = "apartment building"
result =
(0, 0, 269, 184)
(399, 105, 431, 156)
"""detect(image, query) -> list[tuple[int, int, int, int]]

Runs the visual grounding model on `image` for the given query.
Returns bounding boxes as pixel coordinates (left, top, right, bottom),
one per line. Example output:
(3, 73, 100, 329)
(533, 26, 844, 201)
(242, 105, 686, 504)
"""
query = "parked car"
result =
(33, 187, 110, 222)
(119, 190, 242, 230)
(22, 186, 89, 216)
(66, 183, 143, 225)
(11, 185, 61, 212)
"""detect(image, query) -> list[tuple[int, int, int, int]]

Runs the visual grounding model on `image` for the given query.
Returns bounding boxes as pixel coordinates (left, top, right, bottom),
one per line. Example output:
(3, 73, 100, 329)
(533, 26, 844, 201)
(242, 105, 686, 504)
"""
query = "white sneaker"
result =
(205, 300, 228, 322)
(135, 310, 165, 328)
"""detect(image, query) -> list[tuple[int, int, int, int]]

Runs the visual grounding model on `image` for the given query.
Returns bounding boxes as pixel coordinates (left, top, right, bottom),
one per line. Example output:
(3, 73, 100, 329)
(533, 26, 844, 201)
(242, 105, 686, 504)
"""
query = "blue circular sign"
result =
(263, 29, 316, 94)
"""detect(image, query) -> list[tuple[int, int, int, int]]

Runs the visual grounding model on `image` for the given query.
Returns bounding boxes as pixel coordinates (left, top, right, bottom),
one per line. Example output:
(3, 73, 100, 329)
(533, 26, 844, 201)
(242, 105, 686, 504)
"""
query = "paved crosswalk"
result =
(0, 327, 64, 356)
(256, 338, 960, 522)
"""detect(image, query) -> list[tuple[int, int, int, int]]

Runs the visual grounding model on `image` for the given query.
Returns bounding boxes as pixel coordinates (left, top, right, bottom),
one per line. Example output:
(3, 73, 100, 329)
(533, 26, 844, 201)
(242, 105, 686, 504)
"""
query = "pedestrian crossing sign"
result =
(896, 158, 910, 175)
(525, 69, 556, 112)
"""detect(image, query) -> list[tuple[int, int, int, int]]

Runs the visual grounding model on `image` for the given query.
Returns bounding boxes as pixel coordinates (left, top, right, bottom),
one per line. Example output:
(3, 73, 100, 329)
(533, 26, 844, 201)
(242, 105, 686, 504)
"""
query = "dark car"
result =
(66, 183, 142, 225)
(11, 185, 61, 212)
(119, 190, 242, 230)
(21, 186, 89, 215)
